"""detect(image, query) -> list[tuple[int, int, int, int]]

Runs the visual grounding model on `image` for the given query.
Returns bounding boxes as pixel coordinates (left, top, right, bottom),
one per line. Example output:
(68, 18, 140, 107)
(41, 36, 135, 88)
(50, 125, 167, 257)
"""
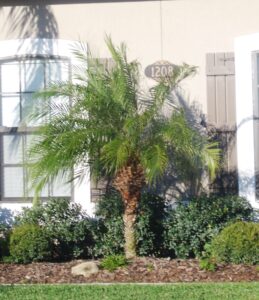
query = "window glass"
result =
(2, 96, 20, 126)
(27, 175, 49, 198)
(4, 167, 24, 197)
(21, 61, 45, 92)
(1, 63, 20, 93)
(46, 60, 69, 83)
(0, 57, 72, 200)
(52, 173, 71, 197)
(3, 135, 23, 164)
(21, 94, 45, 126)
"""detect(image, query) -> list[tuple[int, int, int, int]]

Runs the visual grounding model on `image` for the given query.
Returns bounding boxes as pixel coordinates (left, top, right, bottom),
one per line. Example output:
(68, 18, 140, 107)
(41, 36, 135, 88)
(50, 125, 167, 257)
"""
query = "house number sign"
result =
(145, 60, 175, 81)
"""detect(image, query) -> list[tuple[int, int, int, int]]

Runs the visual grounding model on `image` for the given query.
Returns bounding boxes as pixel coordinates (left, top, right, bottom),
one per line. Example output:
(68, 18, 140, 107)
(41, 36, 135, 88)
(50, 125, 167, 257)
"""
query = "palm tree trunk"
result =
(113, 160, 145, 259)
(123, 197, 138, 258)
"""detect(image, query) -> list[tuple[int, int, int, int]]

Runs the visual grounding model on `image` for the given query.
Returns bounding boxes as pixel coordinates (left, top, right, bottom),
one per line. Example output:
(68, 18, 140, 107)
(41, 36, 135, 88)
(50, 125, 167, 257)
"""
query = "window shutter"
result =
(206, 52, 238, 194)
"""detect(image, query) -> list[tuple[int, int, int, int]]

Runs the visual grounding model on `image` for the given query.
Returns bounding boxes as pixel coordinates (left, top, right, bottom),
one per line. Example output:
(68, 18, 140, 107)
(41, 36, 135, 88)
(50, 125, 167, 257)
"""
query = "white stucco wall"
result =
(1, 0, 259, 110)
(1, 1, 259, 210)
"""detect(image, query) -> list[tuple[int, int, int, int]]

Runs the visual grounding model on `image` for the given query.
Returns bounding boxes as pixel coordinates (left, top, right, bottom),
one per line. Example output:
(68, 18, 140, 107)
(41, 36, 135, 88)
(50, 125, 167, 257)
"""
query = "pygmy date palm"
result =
(28, 38, 220, 258)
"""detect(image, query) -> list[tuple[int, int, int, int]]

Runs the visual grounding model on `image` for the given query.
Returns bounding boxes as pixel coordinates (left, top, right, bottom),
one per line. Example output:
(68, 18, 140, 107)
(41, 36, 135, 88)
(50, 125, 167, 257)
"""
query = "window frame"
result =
(235, 33, 259, 210)
(0, 39, 81, 203)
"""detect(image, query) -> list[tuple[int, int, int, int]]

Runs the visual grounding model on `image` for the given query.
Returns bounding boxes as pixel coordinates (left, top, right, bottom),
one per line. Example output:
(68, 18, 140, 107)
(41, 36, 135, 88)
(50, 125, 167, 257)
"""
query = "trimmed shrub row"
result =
(0, 192, 257, 264)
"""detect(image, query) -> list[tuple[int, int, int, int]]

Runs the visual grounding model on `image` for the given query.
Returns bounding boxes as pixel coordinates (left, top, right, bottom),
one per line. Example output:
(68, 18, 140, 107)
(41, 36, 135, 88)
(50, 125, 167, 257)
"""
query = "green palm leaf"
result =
(28, 38, 220, 200)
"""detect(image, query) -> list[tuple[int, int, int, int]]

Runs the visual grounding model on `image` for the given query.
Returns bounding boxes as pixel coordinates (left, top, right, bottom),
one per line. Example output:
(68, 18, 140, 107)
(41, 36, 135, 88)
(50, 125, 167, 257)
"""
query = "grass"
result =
(0, 283, 258, 300)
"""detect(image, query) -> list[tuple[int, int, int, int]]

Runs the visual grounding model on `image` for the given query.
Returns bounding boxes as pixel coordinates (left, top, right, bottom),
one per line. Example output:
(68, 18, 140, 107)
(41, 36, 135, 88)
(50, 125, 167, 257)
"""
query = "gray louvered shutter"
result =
(206, 52, 238, 194)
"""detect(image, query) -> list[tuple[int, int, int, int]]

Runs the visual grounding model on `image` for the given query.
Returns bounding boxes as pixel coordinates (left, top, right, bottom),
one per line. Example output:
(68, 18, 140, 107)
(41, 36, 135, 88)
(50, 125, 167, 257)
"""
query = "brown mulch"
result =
(0, 258, 258, 284)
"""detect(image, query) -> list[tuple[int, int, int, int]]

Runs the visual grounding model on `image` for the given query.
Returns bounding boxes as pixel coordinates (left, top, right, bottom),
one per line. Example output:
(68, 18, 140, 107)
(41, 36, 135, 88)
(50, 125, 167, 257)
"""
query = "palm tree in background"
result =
(28, 38, 220, 259)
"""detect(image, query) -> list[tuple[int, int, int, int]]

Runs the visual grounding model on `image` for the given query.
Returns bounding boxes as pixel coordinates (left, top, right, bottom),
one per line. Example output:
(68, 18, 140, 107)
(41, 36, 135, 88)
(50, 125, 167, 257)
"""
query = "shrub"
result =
(92, 216, 124, 257)
(0, 231, 10, 260)
(199, 244, 217, 272)
(92, 190, 166, 257)
(199, 258, 217, 272)
(0, 208, 13, 260)
(10, 224, 52, 263)
(210, 221, 259, 264)
(135, 193, 166, 256)
(15, 199, 94, 261)
(164, 195, 253, 258)
(0, 223, 11, 260)
(92, 190, 125, 257)
(100, 255, 128, 272)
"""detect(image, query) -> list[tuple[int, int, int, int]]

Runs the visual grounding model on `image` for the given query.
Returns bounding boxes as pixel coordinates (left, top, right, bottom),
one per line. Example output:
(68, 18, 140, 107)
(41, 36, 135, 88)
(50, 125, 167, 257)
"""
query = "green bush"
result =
(15, 199, 94, 261)
(0, 231, 10, 260)
(210, 221, 259, 264)
(0, 208, 13, 260)
(0, 223, 11, 260)
(92, 190, 166, 257)
(92, 190, 125, 257)
(91, 216, 124, 257)
(135, 192, 166, 256)
(199, 258, 217, 272)
(10, 224, 52, 263)
(164, 195, 253, 258)
(100, 255, 128, 272)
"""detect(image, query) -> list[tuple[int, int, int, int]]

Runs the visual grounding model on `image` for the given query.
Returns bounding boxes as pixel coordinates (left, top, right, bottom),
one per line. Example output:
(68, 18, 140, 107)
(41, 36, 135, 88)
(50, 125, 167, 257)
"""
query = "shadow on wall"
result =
(209, 128, 238, 196)
(6, 5, 58, 40)
(3, 4, 60, 123)
(210, 116, 259, 197)
(0, 208, 14, 228)
(154, 90, 241, 201)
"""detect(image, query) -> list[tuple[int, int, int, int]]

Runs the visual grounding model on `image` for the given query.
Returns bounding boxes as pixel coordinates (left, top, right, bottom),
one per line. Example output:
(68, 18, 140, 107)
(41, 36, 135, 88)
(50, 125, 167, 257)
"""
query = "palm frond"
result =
(27, 38, 220, 198)
(101, 138, 131, 174)
(140, 143, 168, 183)
(201, 141, 221, 179)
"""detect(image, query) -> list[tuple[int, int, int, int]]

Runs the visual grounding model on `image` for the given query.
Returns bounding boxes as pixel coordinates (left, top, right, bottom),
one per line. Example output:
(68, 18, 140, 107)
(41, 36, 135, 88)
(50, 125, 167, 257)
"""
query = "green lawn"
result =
(0, 283, 258, 300)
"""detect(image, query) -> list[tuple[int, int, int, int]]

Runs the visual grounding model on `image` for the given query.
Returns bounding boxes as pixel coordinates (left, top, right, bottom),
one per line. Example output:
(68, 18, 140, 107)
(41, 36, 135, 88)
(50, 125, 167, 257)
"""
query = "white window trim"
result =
(0, 39, 94, 215)
(0, 39, 81, 66)
(235, 33, 259, 210)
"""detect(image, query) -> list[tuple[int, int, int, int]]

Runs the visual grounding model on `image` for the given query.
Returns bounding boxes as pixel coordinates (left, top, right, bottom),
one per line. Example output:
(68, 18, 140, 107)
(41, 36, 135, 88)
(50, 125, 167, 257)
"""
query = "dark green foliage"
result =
(4, 194, 256, 262)
(92, 190, 166, 257)
(210, 221, 259, 265)
(93, 193, 253, 259)
(100, 255, 128, 272)
(164, 195, 253, 258)
(0, 230, 10, 259)
(10, 224, 52, 263)
(0, 208, 13, 259)
(135, 193, 166, 256)
(92, 190, 124, 257)
(91, 216, 125, 257)
(95, 189, 124, 218)
(15, 199, 94, 261)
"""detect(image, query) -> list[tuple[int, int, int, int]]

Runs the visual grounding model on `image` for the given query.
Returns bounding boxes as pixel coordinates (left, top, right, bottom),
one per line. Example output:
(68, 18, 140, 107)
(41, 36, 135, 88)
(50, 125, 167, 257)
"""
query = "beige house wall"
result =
(1, 0, 259, 114)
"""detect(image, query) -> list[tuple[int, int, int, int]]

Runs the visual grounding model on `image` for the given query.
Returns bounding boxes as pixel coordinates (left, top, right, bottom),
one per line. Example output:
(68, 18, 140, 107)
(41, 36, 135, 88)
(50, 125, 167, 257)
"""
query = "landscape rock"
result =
(71, 261, 99, 278)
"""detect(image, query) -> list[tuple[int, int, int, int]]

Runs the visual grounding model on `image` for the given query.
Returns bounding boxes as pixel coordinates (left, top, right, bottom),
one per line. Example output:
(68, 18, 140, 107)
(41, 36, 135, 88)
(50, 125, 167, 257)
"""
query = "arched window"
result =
(0, 39, 80, 202)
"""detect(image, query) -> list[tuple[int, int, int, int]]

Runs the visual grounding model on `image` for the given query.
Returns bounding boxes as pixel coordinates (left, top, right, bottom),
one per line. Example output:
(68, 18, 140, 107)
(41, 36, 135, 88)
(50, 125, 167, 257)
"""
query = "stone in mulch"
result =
(71, 261, 99, 278)
(0, 258, 258, 284)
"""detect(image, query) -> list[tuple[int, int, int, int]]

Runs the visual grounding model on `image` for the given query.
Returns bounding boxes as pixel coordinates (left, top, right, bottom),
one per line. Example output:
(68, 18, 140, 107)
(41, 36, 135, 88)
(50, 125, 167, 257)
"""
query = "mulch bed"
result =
(0, 258, 258, 284)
